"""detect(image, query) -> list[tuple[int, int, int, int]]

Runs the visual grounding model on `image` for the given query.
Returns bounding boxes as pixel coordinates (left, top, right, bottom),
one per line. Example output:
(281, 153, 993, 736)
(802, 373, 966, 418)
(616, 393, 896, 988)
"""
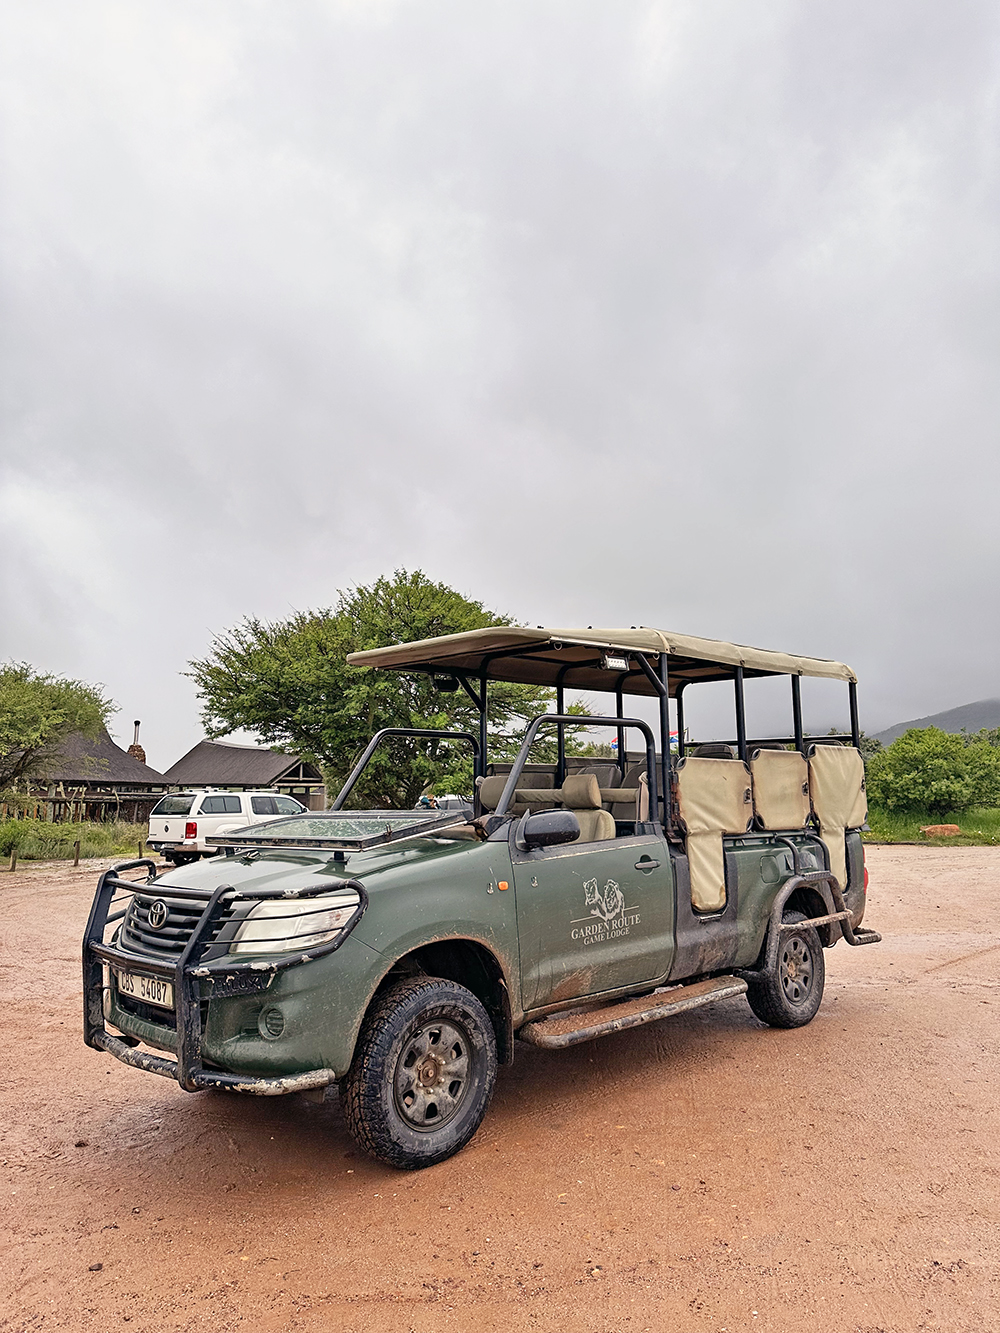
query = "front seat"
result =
(560, 774, 615, 842)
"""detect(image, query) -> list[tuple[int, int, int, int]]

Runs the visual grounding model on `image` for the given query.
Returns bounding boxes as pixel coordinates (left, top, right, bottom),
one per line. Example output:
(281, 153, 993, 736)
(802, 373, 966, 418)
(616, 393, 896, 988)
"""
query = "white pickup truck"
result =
(146, 789, 307, 864)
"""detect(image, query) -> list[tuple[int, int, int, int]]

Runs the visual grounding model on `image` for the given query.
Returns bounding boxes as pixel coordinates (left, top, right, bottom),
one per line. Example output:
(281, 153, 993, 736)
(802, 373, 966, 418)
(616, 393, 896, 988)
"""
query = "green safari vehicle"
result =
(83, 626, 880, 1169)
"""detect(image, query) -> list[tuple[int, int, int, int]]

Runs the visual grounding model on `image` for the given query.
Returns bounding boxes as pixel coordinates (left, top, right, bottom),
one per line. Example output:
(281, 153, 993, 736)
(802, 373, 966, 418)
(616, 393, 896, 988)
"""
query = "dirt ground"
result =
(1, 846, 998, 1333)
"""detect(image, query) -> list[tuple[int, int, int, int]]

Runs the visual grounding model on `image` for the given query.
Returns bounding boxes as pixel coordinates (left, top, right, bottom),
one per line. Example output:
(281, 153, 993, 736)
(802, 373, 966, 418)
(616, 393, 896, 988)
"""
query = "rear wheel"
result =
(341, 977, 497, 1170)
(747, 909, 825, 1028)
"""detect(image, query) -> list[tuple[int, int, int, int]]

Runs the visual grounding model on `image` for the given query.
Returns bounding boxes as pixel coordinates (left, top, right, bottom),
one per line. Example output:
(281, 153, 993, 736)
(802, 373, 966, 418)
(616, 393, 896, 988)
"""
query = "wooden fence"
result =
(1, 793, 161, 824)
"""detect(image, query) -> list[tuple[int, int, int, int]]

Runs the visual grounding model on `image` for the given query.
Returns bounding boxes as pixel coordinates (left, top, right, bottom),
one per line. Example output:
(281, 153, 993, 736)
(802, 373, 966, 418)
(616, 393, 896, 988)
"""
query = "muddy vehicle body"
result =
(84, 627, 879, 1168)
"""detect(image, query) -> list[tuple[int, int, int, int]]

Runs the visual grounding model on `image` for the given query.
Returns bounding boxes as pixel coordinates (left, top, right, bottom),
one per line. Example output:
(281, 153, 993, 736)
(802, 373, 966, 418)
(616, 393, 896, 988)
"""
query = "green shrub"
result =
(866, 727, 1000, 815)
(0, 819, 147, 861)
(864, 805, 1000, 844)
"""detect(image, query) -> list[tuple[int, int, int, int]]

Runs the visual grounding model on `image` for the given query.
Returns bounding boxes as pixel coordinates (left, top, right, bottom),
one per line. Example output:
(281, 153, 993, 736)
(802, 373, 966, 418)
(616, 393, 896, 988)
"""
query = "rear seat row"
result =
(477, 774, 620, 841)
(676, 746, 867, 912)
(479, 744, 867, 914)
(479, 761, 647, 820)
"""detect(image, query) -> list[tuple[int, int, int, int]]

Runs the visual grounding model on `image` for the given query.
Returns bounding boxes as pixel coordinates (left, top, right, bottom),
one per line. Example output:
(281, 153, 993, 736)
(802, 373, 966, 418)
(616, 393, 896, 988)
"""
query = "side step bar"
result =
(518, 975, 748, 1051)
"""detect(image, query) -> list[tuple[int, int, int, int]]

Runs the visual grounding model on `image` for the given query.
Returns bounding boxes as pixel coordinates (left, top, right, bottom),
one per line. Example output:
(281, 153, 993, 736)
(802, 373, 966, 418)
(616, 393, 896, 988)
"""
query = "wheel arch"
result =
(368, 938, 514, 1065)
(782, 882, 838, 947)
(748, 876, 839, 972)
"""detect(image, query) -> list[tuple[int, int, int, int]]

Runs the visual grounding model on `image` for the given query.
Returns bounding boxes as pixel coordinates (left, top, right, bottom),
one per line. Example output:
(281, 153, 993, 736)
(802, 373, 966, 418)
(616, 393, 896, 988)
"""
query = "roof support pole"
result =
(615, 680, 626, 780)
(631, 653, 672, 834)
(676, 682, 687, 759)
(455, 674, 486, 780)
(658, 653, 672, 830)
(555, 663, 572, 786)
(791, 675, 805, 755)
(734, 666, 747, 762)
(848, 681, 861, 750)
(479, 672, 488, 785)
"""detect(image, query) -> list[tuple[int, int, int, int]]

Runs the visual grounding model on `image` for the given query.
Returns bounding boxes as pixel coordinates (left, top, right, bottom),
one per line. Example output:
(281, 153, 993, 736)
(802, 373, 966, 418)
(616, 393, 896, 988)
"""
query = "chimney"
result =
(127, 719, 147, 765)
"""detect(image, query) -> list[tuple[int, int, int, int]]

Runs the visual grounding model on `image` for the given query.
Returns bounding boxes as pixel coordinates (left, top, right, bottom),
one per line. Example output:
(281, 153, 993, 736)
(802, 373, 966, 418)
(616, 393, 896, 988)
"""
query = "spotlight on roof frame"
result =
(601, 652, 629, 672)
(433, 675, 460, 692)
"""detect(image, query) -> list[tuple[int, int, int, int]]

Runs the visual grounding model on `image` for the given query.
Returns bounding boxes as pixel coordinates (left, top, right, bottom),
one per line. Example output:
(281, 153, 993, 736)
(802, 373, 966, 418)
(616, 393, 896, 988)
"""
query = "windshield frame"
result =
(206, 808, 468, 851)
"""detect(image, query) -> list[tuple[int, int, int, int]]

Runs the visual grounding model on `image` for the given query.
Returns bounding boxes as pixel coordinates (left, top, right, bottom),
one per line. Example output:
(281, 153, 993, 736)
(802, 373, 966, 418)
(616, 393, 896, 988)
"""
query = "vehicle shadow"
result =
(76, 993, 793, 1200)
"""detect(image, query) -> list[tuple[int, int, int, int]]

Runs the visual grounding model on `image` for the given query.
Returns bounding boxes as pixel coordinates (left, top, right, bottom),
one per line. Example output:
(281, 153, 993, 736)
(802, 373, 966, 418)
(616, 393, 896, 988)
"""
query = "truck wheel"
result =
(746, 910, 825, 1029)
(341, 977, 497, 1170)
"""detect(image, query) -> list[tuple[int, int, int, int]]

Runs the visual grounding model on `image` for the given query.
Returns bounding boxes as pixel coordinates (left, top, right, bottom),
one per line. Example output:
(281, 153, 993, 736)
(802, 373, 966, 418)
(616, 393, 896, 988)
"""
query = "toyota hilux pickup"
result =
(84, 625, 879, 1169)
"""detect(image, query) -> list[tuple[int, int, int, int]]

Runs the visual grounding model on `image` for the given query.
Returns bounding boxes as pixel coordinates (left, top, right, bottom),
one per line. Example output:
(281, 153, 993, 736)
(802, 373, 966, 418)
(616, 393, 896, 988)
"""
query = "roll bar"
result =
(492, 715, 660, 824)
(331, 728, 480, 810)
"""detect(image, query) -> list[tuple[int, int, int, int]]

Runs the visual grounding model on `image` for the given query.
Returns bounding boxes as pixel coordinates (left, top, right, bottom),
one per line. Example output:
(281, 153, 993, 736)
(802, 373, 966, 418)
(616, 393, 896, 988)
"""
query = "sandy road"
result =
(1, 845, 998, 1333)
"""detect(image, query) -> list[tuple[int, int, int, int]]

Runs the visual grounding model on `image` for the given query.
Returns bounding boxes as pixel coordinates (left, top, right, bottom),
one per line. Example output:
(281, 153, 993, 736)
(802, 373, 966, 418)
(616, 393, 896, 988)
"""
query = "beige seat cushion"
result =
(516, 789, 564, 807)
(602, 787, 638, 812)
(477, 776, 531, 816)
(476, 775, 509, 812)
(561, 773, 615, 842)
(808, 746, 867, 888)
(675, 757, 753, 913)
(750, 749, 810, 830)
(606, 762, 645, 817)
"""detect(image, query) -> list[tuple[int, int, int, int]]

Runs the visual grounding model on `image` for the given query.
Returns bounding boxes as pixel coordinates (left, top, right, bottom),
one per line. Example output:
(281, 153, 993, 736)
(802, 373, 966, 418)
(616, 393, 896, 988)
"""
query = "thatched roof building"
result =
(164, 740, 326, 809)
(18, 727, 169, 822)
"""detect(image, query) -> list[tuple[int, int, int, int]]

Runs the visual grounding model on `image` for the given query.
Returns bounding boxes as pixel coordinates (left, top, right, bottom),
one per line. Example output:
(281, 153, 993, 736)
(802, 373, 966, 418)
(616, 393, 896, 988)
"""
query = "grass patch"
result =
(864, 805, 1000, 845)
(0, 819, 149, 861)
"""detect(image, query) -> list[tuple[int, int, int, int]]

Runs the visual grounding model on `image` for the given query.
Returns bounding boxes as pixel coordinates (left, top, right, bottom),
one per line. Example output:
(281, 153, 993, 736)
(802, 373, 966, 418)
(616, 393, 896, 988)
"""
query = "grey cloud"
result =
(2, 0, 998, 766)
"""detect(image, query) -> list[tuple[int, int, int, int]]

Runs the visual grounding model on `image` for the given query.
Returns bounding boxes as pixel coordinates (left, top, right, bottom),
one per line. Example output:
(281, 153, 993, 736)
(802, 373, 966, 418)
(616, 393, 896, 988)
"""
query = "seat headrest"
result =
(561, 773, 602, 809)
(692, 743, 736, 759)
(476, 775, 508, 811)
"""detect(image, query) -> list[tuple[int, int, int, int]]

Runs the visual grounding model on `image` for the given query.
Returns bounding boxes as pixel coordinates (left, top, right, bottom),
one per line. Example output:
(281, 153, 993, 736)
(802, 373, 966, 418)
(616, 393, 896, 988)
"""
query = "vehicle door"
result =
(249, 794, 277, 825)
(197, 793, 245, 841)
(510, 830, 675, 1011)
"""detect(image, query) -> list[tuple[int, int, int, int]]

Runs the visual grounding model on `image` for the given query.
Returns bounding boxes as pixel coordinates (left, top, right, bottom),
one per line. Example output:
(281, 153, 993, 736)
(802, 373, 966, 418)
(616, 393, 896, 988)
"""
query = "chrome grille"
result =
(121, 892, 233, 958)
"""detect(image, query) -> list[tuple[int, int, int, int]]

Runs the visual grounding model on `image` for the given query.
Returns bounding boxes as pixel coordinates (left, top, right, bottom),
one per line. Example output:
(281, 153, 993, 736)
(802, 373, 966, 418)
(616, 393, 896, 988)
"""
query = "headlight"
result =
(229, 891, 361, 956)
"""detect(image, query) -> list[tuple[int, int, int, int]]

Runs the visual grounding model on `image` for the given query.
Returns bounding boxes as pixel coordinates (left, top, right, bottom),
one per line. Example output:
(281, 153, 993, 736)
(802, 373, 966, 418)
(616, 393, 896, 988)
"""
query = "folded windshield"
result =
(206, 809, 466, 851)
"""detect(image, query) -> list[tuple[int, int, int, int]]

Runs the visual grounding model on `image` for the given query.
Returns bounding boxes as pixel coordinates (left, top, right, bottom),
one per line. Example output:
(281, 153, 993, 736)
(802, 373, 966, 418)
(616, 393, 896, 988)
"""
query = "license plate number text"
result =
(117, 970, 174, 1009)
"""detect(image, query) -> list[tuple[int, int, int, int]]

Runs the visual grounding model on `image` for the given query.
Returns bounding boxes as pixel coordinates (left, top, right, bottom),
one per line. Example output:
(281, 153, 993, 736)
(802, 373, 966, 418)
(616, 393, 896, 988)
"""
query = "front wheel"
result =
(746, 910, 825, 1028)
(341, 977, 497, 1170)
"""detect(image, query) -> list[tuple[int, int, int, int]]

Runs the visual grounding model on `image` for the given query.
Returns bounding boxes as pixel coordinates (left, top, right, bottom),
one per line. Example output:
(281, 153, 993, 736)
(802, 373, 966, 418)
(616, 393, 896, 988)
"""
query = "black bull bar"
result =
(83, 859, 367, 1095)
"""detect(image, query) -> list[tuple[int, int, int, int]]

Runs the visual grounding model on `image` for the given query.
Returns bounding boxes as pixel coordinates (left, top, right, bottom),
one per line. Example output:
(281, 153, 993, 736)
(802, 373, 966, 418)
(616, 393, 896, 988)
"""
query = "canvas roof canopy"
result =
(346, 627, 856, 697)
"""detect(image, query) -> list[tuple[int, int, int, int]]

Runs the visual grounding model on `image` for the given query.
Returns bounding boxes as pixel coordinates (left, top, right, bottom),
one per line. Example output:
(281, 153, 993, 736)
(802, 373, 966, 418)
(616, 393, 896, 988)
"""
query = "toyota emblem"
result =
(147, 899, 169, 930)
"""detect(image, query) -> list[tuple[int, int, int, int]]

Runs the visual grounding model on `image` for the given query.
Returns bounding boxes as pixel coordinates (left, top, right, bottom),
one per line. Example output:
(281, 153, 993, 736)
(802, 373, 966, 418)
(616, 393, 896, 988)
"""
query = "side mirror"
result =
(515, 808, 580, 852)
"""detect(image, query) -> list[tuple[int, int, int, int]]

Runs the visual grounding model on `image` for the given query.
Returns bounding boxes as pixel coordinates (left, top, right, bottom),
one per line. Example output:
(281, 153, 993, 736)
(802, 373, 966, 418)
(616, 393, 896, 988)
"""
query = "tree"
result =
(189, 570, 582, 807)
(0, 664, 115, 789)
(865, 727, 1000, 815)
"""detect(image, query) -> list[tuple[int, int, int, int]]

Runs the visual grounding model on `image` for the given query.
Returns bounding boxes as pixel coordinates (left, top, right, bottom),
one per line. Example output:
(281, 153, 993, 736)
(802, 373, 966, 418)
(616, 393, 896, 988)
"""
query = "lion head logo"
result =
(583, 878, 626, 924)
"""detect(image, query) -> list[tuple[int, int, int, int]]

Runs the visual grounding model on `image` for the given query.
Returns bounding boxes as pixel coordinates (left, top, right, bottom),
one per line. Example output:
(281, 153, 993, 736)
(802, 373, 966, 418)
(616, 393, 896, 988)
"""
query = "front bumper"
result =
(83, 859, 367, 1094)
(90, 1029, 336, 1095)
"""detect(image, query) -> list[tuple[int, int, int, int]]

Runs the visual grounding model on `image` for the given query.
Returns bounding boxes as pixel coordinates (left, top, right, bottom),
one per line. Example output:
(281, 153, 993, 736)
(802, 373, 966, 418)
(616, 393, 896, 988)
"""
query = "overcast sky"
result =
(2, 0, 999, 769)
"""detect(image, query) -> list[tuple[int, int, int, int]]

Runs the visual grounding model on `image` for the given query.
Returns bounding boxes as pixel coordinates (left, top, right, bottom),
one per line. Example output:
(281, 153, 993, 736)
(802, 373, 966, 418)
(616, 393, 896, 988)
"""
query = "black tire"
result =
(341, 977, 497, 1170)
(746, 909, 825, 1029)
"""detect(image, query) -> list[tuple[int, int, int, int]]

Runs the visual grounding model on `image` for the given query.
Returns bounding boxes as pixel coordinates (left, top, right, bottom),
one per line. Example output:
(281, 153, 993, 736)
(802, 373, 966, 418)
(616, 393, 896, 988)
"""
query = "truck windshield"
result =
(150, 794, 195, 816)
(207, 809, 464, 850)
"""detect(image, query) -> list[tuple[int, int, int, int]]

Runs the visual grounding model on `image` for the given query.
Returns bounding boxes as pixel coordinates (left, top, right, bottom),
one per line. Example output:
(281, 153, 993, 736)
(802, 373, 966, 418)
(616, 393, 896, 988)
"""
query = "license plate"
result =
(116, 970, 174, 1009)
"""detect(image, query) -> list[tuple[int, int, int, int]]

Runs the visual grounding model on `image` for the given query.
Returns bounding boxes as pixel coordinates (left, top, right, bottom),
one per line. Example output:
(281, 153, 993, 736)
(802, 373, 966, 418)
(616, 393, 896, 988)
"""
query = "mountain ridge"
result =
(872, 698, 1000, 747)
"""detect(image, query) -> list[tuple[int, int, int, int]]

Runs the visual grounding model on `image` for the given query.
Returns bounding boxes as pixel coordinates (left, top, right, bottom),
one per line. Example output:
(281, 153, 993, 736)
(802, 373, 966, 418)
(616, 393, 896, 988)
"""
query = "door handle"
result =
(635, 858, 660, 872)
